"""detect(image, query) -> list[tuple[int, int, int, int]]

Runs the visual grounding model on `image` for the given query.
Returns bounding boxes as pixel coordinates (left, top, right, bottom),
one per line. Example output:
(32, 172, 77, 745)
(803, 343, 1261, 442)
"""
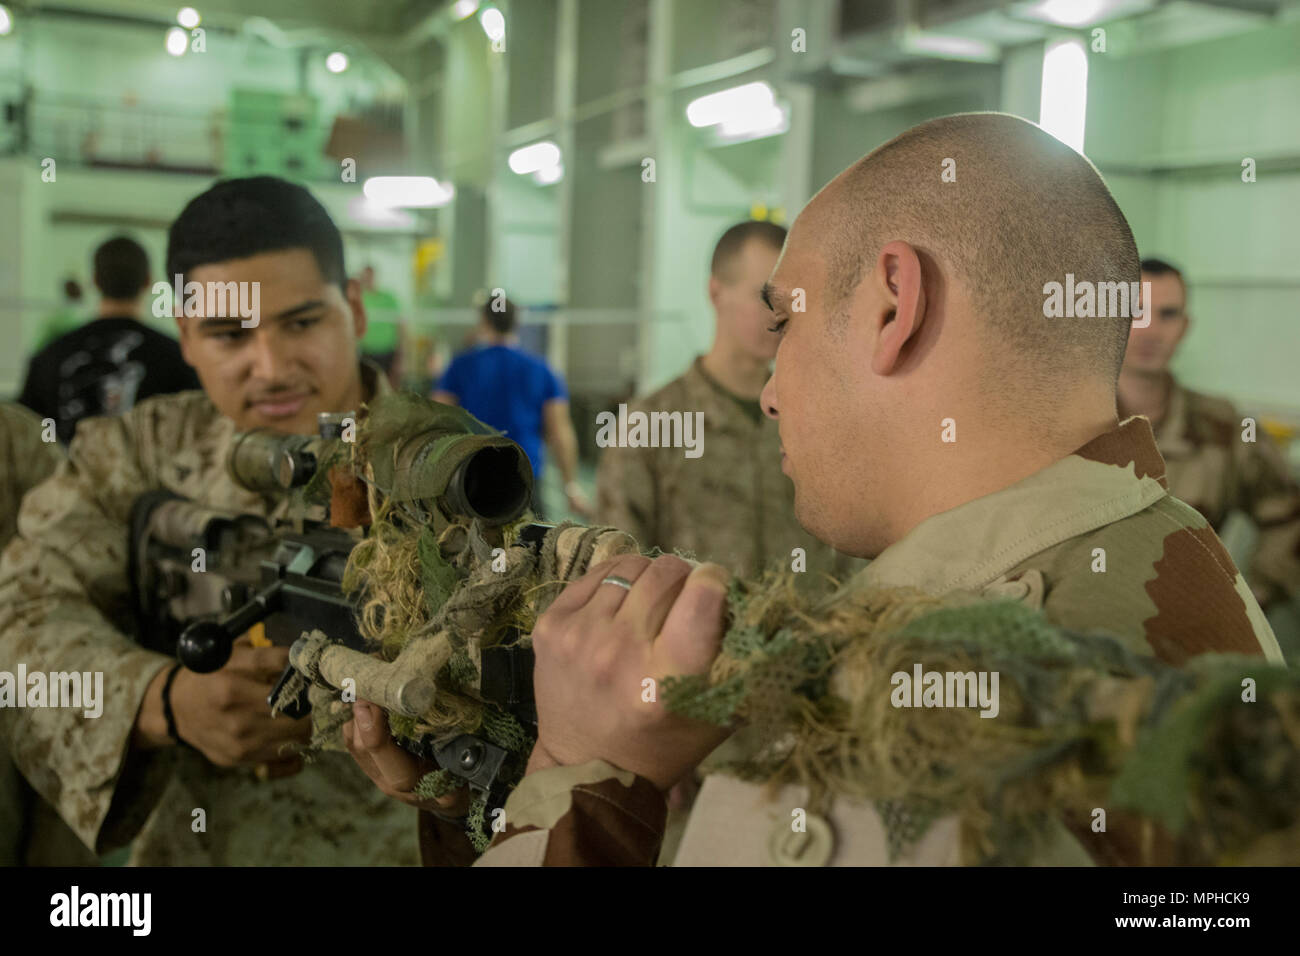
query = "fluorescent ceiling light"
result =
(718, 105, 788, 143)
(902, 32, 999, 62)
(686, 81, 775, 128)
(165, 27, 187, 56)
(1023, 0, 1109, 27)
(452, 0, 480, 20)
(509, 141, 561, 175)
(363, 176, 455, 208)
(325, 51, 349, 73)
(347, 196, 416, 229)
(534, 163, 563, 185)
(177, 7, 200, 28)
(1039, 38, 1088, 153)
(480, 7, 505, 42)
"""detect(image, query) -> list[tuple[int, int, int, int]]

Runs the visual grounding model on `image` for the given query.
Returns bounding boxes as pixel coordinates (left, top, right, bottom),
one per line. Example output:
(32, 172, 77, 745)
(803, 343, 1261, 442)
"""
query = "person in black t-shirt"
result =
(18, 235, 199, 444)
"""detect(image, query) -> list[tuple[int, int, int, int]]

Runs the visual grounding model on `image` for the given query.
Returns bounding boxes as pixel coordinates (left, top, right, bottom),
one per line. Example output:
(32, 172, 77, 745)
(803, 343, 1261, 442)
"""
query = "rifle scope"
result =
(227, 406, 533, 527)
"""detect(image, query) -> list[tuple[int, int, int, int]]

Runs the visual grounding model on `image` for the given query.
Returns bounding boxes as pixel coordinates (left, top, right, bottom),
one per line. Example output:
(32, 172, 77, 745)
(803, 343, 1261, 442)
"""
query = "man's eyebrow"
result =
(197, 317, 242, 332)
(195, 300, 326, 332)
(273, 300, 328, 320)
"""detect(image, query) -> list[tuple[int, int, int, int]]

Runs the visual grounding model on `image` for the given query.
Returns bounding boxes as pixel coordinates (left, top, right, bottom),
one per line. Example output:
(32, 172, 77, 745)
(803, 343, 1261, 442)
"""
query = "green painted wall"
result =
(1088, 19, 1300, 414)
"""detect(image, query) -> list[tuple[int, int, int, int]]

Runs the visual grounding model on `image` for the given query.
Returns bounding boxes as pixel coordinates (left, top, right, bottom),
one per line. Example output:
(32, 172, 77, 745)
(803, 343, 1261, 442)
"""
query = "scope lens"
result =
(457, 447, 531, 523)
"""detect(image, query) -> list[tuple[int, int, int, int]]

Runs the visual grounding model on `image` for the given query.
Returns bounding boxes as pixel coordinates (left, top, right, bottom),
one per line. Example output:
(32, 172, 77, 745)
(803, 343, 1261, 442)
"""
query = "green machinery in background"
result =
(223, 89, 326, 182)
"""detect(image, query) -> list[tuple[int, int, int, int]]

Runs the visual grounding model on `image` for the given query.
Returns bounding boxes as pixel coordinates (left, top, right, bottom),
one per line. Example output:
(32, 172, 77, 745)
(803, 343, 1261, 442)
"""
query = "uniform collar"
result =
(861, 418, 1170, 594)
(683, 356, 765, 425)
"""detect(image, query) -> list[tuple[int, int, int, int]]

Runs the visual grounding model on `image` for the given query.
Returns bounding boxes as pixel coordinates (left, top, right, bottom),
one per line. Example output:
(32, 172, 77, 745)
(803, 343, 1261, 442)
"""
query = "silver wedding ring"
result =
(601, 575, 634, 591)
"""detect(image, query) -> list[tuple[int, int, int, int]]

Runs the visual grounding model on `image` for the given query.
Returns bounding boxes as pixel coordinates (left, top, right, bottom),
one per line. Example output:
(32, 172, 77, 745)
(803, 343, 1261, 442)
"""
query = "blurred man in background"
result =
(0, 176, 422, 866)
(596, 220, 850, 580)
(1119, 257, 1300, 645)
(434, 294, 589, 519)
(17, 236, 198, 444)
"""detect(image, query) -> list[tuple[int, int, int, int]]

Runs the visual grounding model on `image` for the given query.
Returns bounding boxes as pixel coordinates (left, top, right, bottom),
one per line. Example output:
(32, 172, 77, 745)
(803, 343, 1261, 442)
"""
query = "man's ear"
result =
(175, 314, 196, 367)
(869, 240, 926, 376)
(345, 278, 368, 341)
(707, 275, 723, 312)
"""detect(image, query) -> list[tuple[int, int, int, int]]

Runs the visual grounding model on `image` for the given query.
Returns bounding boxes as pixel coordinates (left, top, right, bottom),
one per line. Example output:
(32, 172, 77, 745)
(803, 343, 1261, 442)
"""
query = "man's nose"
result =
(249, 330, 286, 380)
(760, 372, 778, 420)
(1129, 319, 1155, 341)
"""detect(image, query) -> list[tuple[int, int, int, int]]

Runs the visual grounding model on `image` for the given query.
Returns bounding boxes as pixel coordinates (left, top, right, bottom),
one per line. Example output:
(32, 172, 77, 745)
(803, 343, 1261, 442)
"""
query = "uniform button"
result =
(767, 813, 834, 866)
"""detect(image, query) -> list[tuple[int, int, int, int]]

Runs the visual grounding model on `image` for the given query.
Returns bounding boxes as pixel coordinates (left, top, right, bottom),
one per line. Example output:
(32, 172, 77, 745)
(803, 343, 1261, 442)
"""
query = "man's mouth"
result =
(248, 392, 311, 419)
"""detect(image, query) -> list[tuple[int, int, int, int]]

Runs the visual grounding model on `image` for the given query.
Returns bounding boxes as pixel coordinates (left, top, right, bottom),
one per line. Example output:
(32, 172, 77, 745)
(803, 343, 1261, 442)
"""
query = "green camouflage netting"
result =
(662, 573, 1300, 865)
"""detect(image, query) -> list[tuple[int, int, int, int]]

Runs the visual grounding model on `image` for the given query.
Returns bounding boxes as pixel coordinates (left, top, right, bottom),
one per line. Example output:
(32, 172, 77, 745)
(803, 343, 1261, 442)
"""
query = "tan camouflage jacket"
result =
(0, 369, 422, 865)
(476, 417, 1283, 867)
(596, 357, 853, 581)
(0, 404, 61, 547)
(1145, 378, 1300, 610)
(0, 404, 95, 866)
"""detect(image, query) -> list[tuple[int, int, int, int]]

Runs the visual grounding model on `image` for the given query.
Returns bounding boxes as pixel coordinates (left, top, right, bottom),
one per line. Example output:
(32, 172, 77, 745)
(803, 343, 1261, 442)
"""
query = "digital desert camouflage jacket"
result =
(1149, 378, 1300, 611)
(596, 356, 855, 581)
(476, 417, 1284, 867)
(0, 368, 422, 865)
(0, 403, 95, 866)
(0, 403, 61, 547)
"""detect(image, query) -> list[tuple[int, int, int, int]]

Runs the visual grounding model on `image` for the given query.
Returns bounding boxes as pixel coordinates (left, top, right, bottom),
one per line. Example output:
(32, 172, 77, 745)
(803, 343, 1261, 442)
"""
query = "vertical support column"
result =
(776, 0, 827, 211)
(552, 0, 579, 377)
(639, 0, 673, 392)
(1000, 42, 1045, 122)
(0, 158, 36, 391)
(780, 83, 815, 216)
(485, 2, 511, 299)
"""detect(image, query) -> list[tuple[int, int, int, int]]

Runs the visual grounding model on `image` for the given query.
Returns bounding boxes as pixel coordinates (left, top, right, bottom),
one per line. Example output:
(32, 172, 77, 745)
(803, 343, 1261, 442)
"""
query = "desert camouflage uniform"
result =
(1142, 378, 1300, 612)
(596, 356, 856, 581)
(0, 367, 422, 865)
(0, 404, 99, 866)
(476, 417, 1283, 867)
(0, 404, 62, 546)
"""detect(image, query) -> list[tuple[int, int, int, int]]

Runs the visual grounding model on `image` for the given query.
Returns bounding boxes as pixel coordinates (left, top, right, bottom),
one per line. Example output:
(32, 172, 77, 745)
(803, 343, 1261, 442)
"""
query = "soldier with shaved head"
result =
(349, 114, 1284, 866)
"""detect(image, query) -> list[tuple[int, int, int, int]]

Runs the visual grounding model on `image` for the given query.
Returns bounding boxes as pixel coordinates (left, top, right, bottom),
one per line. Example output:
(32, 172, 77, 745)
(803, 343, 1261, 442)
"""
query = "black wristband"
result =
(161, 662, 191, 748)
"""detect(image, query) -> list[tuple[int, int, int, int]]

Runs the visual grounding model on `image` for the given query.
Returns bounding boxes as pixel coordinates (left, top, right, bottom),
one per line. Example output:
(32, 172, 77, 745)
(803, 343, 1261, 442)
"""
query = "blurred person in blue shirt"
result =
(433, 294, 591, 519)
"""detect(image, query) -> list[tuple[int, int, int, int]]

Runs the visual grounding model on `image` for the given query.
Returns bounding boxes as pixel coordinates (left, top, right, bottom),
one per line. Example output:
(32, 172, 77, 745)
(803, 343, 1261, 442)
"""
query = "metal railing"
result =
(5, 89, 337, 181)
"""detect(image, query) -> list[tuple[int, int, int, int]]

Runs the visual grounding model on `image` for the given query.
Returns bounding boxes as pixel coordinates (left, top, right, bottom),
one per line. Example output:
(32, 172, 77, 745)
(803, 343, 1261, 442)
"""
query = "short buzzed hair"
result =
(167, 176, 346, 293)
(93, 236, 150, 299)
(482, 295, 518, 335)
(824, 113, 1139, 384)
(711, 220, 788, 280)
(1141, 257, 1185, 292)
